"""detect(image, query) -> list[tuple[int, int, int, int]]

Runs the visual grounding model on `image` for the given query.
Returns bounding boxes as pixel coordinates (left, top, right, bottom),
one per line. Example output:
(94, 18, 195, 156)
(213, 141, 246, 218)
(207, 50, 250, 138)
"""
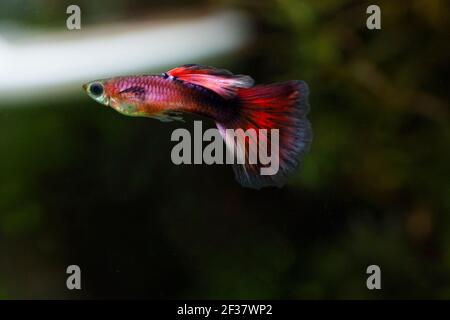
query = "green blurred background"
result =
(0, 0, 449, 299)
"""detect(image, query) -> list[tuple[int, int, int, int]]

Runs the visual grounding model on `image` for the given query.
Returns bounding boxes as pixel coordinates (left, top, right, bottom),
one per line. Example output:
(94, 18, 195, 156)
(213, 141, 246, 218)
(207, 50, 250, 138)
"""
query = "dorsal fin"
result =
(166, 64, 254, 99)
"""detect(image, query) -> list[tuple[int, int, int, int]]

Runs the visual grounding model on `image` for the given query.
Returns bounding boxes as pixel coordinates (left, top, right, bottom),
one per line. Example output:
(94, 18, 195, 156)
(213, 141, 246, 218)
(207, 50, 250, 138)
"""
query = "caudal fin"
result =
(216, 81, 312, 189)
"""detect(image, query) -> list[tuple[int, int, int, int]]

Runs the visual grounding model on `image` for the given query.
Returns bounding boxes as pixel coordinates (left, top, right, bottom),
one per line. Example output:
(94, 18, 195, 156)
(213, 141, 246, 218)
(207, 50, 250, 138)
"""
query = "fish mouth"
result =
(82, 83, 88, 91)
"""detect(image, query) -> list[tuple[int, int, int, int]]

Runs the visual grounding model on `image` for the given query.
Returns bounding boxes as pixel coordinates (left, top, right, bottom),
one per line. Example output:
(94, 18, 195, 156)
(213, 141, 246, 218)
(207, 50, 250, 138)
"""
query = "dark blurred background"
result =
(0, 0, 449, 299)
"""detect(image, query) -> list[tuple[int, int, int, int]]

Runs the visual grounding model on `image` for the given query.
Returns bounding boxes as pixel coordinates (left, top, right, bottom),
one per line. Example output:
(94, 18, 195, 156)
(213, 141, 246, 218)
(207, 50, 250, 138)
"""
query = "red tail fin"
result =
(216, 81, 312, 189)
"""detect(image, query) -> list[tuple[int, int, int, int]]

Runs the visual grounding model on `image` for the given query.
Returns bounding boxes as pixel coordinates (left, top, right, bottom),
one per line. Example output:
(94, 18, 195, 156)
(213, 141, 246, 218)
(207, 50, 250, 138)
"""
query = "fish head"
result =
(83, 78, 143, 117)
(83, 80, 110, 105)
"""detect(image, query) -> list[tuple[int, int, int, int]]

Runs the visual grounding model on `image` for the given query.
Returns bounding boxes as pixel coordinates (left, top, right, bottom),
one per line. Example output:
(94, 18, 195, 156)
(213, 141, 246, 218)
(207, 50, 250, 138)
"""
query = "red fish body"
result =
(101, 74, 236, 122)
(83, 64, 312, 189)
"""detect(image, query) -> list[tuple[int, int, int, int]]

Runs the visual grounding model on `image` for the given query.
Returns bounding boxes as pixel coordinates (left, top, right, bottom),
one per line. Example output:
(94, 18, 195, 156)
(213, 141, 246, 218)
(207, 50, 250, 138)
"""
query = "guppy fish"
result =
(83, 64, 312, 189)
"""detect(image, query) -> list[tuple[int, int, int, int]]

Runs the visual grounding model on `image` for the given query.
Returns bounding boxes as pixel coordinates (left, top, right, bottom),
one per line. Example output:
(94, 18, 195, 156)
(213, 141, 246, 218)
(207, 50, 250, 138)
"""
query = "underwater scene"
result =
(0, 0, 449, 299)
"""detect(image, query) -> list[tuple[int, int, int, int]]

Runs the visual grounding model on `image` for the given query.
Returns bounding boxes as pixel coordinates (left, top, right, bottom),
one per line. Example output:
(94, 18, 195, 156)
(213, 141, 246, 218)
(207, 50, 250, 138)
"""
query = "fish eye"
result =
(89, 83, 104, 96)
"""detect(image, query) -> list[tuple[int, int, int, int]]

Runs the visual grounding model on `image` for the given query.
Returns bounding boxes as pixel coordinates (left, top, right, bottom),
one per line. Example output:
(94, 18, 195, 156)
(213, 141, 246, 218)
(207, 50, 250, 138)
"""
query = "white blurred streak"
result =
(0, 11, 251, 105)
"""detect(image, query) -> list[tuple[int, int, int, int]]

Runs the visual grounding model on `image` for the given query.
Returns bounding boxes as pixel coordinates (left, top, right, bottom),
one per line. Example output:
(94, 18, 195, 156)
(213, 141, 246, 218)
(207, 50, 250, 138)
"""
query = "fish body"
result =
(99, 75, 233, 121)
(83, 64, 312, 189)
